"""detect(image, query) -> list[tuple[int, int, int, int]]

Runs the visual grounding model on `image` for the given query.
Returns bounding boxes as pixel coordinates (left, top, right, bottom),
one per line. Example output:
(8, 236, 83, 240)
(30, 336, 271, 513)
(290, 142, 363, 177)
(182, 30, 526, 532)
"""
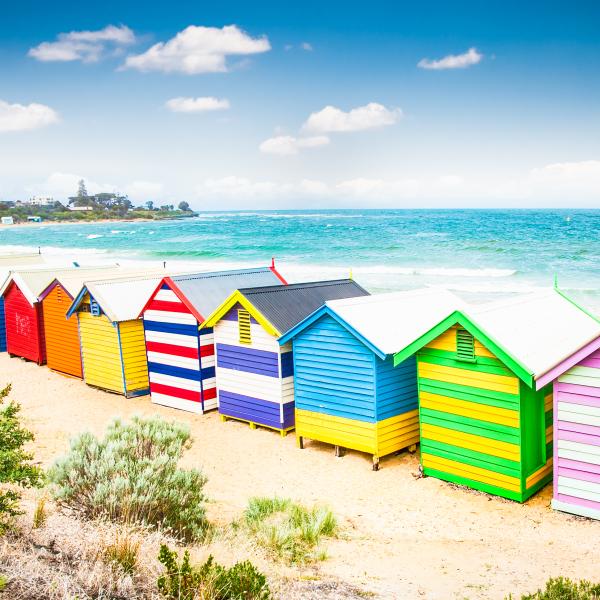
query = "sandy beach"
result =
(3, 353, 599, 599)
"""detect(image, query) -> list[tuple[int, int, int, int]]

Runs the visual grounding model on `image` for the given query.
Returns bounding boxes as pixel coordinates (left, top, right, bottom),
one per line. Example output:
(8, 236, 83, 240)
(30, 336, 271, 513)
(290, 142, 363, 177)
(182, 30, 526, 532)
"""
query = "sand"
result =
(3, 353, 599, 599)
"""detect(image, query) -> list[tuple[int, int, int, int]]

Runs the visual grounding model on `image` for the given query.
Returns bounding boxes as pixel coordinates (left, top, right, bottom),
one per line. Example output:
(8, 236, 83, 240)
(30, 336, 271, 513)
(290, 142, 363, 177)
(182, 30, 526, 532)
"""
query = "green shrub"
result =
(157, 545, 271, 600)
(0, 384, 43, 532)
(508, 577, 600, 599)
(243, 497, 337, 564)
(48, 416, 208, 541)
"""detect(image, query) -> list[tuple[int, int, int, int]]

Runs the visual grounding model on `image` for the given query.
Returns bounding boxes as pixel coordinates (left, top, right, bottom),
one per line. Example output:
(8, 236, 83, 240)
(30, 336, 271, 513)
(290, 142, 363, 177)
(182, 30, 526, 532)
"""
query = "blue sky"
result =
(1, 1, 599, 208)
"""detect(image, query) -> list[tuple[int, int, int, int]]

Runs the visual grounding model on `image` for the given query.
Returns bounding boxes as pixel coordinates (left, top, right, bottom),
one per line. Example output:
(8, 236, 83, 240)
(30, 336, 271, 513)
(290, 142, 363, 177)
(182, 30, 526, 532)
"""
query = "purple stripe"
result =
(557, 390, 600, 408)
(557, 382, 600, 400)
(223, 304, 259, 323)
(280, 350, 294, 378)
(219, 390, 294, 429)
(557, 456, 600, 475)
(557, 420, 600, 440)
(555, 492, 600, 512)
(537, 335, 600, 389)
(216, 343, 279, 377)
(558, 467, 600, 484)
(580, 357, 600, 369)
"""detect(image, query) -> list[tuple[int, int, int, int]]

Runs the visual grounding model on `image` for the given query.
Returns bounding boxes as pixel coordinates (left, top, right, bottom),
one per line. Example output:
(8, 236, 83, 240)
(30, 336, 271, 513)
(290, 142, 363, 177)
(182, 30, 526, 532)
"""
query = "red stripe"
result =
(200, 344, 215, 357)
(150, 382, 200, 402)
(146, 299, 193, 314)
(202, 387, 217, 401)
(146, 341, 199, 359)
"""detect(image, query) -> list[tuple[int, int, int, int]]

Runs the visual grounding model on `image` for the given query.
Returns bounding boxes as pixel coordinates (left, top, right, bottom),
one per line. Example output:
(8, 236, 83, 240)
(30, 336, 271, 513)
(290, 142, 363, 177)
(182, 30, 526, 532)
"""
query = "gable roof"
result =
(141, 265, 286, 321)
(202, 279, 370, 337)
(279, 287, 464, 358)
(393, 288, 600, 388)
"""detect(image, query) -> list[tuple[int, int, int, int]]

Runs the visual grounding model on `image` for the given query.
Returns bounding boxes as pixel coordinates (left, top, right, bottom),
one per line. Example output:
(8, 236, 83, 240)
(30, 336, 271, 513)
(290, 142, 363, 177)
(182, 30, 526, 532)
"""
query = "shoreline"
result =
(0, 215, 196, 227)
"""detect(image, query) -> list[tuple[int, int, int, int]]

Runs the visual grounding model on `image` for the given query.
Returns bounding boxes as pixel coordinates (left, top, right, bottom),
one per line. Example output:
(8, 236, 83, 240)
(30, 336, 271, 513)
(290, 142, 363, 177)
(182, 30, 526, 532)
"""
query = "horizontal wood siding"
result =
(42, 284, 82, 377)
(4, 283, 44, 364)
(78, 308, 124, 394)
(417, 333, 528, 501)
(119, 319, 149, 395)
(553, 353, 600, 519)
(0, 297, 6, 352)
(375, 355, 418, 420)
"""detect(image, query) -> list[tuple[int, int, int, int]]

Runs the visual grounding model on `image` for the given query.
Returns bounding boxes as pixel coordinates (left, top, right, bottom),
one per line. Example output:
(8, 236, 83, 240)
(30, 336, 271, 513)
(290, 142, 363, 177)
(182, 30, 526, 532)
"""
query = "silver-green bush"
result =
(48, 416, 208, 542)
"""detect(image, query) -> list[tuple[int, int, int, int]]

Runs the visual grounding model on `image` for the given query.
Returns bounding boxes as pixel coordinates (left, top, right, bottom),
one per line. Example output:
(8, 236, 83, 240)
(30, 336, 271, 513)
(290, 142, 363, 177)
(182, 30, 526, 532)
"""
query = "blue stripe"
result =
(281, 351, 294, 378)
(160, 283, 170, 290)
(219, 391, 294, 429)
(199, 326, 213, 336)
(143, 319, 199, 336)
(148, 361, 215, 381)
(216, 343, 279, 377)
(0, 298, 5, 352)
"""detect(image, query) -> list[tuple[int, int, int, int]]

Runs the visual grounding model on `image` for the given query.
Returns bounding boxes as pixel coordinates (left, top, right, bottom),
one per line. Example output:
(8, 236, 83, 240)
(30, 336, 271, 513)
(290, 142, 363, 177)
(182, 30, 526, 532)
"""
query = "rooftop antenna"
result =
(271, 257, 275, 269)
(38, 246, 41, 255)
(163, 261, 166, 269)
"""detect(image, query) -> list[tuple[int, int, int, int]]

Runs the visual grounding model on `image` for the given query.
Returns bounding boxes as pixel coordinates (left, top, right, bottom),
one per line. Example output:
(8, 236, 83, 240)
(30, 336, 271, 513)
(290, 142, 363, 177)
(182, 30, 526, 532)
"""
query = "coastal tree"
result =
(77, 179, 88, 198)
(146, 200, 154, 211)
(178, 201, 190, 212)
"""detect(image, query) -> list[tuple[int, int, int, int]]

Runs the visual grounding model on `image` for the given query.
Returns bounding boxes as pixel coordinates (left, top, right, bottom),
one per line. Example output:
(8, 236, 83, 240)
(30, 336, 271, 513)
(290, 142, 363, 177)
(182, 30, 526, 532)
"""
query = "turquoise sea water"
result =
(1, 209, 599, 310)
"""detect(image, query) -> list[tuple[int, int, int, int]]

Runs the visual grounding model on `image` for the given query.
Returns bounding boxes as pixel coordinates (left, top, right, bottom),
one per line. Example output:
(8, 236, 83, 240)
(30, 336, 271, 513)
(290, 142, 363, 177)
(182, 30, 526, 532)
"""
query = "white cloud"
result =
(25, 172, 115, 199)
(123, 25, 270, 74)
(439, 175, 464, 186)
(0, 99, 59, 133)
(124, 180, 164, 202)
(528, 160, 600, 198)
(303, 102, 402, 133)
(166, 96, 230, 113)
(301, 42, 313, 51)
(418, 47, 483, 70)
(28, 25, 135, 63)
(259, 135, 329, 155)
(336, 177, 421, 198)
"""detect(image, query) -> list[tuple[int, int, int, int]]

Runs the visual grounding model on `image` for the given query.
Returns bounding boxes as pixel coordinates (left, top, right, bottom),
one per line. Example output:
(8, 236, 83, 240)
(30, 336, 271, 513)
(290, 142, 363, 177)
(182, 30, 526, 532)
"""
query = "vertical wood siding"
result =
(78, 308, 125, 394)
(42, 284, 83, 377)
(119, 319, 150, 395)
(215, 307, 293, 431)
(4, 283, 45, 364)
(292, 314, 420, 459)
(552, 349, 600, 519)
(0, 297, 6, 352)
(143, 283, 216, 413)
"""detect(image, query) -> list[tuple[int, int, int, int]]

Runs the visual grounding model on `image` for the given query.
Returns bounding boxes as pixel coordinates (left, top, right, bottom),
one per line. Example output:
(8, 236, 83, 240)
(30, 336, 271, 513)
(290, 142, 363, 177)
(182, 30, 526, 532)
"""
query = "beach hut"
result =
(392, 289, 600, 502)
(0, 253, 46, 351)
(531, 296, 600, 519)
(66, 272, 170, 397)
(201, 280, 369, 435)
(139, 265, 287, 414)
(38, 267, 126, 378)
(0, 266, 83, 364)
(279, 289, 463, 469)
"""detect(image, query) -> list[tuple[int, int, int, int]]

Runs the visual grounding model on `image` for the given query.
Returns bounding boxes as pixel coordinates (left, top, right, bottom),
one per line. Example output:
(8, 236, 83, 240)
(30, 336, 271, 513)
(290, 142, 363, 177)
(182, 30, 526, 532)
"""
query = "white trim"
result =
(552, 498, 600, 520)
(151, 393, 204, 414)
(155, 289, 181, 303)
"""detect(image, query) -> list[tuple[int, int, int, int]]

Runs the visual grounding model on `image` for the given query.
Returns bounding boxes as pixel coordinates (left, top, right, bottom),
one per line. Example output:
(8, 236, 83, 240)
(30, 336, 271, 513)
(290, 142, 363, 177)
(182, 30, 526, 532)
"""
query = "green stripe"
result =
(545, 411, 553, 428)
(419, 347, 513, 375)
(423, 466, 524, 501)
(545, 441, 553, 457)
(421, 407, 520, 445)
(419, 378, 520, 411)
(421, 439, 521, 477)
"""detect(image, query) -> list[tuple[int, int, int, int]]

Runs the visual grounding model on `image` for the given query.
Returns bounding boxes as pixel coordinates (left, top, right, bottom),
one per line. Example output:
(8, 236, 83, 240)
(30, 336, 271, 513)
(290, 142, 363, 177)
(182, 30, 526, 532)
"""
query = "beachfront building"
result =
(66, 273, 169, 397)
(531, 303, 600, 519)
(139, 265, 287, 414)
(0, 253, 46, 352)
(392, 289, 600, 502)
(202, 280, 369, 435)
(279, 289, 462, 469)
(0, 266, 80, 364)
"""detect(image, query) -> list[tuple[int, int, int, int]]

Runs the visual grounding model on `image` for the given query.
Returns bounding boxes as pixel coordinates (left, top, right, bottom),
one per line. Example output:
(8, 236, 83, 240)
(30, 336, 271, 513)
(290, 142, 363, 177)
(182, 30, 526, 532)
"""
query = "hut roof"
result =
(202, 279, 370, 337)
(279, 287, 464, 358)
(393, 288, 600, 388)
(144, 266, 287, 322)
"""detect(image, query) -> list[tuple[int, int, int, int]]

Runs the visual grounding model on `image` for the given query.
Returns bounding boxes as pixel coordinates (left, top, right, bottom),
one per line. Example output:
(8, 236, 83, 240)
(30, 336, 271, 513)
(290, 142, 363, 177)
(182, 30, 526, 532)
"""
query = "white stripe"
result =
(155, 289, 181, 303)
(147, 351, 199, 371)
(199, 333, 215, 346)
(216, 367, 284, 403)
(144, 309, 198, 325)
(152, 393, 204, 414)
(552, 498, 600, 520)
(558, 402, 600, 427)
(558, 483, 600, 503)
(202, 376, 216, 388)
(144, 329, 198, 348)
(203, 397, 218, 410)
(201, 355, 215, 369)
(558, 475, 600, 495)
(149, 371, 200, 391)
(557, 448, 600, 465)
(558, 439, 600, 456)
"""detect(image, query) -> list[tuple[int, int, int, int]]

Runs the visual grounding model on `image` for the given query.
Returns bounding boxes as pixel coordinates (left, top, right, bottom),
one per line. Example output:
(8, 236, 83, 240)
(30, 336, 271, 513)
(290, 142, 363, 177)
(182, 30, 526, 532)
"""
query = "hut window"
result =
(56, 287, 63, 303)
(456, 329, 476, 362)
(90, 298, 101, 317)
(238, 309, 251, 344)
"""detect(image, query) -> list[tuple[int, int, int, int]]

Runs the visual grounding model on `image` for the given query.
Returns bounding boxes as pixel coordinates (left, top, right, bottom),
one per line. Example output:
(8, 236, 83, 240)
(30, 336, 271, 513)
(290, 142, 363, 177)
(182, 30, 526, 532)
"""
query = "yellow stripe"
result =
(544, 392, 553, 413)
(421, 423, 520, 462)
(422, 453, 521, 492)
(425, 326, 497, 359)
(420, 391, 519, 427)
(545, 425, 553, 443)
(418, 361, 519, 394)
(526, 458, 553, 489)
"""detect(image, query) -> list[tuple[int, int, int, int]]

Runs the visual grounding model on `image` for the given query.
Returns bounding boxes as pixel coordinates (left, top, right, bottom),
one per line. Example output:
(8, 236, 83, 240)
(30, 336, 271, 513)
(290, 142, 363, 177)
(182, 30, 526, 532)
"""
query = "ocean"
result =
(1, 209, 599, 310)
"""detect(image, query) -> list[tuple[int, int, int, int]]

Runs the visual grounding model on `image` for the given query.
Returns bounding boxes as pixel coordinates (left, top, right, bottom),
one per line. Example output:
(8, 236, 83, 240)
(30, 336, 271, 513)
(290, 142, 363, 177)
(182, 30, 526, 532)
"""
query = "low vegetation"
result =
(243, 497, 337, 565)
(48, 416, 209, 542)
(0, 384, 43, 533)
(157, 545, 271, 600)
(103, 528, 142, 576)
(508, 577, 600, 599)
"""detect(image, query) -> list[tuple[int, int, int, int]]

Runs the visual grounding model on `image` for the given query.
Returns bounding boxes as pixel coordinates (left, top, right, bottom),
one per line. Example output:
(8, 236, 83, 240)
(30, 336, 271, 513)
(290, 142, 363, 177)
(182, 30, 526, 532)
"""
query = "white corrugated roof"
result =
(0, 266, 84, 305)
(325, 288, 466, 356)
(53, 266, 154, 298)
(468, 289, 600, 380)
(0, 254, 47, 291)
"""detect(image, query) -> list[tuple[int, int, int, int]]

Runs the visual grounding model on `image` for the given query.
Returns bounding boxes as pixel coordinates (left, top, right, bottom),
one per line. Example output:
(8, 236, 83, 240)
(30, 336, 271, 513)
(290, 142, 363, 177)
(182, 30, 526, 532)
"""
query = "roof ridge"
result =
(240, 279, 355, 294)
(172, 267, 269, 282)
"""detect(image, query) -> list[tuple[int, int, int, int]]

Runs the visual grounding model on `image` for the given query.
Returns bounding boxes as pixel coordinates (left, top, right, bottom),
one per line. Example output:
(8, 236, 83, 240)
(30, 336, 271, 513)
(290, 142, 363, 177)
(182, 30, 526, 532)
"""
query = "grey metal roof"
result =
(239, 279, 370, 336)
(170, 267, 283, 320)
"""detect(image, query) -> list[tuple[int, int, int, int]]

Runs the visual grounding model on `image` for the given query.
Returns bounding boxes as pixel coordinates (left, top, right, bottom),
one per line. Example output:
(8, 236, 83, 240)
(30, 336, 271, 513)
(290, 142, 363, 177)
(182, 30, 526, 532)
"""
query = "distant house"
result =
(27, 196, 54, 207)
(1, 217, 14, 225)
(27, 216, 42, 223)
(68, 206, 94, 212)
